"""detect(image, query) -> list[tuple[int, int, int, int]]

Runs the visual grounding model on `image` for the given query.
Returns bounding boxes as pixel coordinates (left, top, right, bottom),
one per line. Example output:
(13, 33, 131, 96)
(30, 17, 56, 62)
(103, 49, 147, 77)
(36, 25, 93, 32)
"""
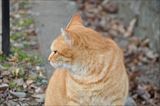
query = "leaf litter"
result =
(74, 0, 160, 106)
(0, 0, 47, 105)
(1, 0, 159, 106)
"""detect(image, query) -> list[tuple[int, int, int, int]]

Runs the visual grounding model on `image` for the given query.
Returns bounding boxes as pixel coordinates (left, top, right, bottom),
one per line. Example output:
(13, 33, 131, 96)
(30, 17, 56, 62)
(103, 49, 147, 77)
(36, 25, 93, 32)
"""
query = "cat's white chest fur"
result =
(50, 62, 72, 69)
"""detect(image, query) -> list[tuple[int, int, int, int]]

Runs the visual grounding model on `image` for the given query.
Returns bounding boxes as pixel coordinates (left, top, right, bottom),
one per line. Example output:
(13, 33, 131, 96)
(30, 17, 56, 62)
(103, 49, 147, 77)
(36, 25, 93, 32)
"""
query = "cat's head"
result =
(48, 14, 108, 74)
(48, 14, 84, 69)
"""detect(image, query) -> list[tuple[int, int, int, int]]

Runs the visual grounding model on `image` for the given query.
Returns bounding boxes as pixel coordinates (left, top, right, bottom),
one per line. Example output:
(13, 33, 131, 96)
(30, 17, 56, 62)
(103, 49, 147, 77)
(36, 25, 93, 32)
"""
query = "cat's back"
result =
(45, 69, 68, 105)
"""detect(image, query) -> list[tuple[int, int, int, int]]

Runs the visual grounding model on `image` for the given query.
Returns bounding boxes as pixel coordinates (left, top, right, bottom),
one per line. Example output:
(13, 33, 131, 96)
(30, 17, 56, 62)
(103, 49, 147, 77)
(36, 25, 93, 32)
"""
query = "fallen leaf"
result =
(1, 71, 11, 76)
(26, 79, 34, 85)
(125, 96, 137, 106)
(124, 18, 137, 37)
(6, 100, 19, 106)
(14, 78, 24, 86)
(35, 87, 43, 93)
(102, 1, 118, 13)
(0, 83, 9, 92)
(32, 93, 45, 103)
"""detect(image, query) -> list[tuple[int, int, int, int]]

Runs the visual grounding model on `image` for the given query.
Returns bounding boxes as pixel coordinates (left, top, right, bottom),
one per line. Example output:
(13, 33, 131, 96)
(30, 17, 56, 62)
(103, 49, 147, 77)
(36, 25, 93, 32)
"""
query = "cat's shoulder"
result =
(47, 68, 68, 94)
(45, 69, 68, 105)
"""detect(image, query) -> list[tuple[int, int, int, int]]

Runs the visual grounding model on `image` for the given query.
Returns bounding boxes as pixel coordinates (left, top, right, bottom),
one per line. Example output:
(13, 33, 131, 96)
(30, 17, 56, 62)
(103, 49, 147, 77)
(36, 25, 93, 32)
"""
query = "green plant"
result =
(0, 55, 7, 62)
(10, 32, 23, 41)
(9, 81, 17, 89)
(18, 18, 34, 27)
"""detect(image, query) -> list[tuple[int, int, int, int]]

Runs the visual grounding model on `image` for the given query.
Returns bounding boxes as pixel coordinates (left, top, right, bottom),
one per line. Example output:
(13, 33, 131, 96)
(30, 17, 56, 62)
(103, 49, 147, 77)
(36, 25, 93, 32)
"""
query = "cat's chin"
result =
(50, 61, 72, 70)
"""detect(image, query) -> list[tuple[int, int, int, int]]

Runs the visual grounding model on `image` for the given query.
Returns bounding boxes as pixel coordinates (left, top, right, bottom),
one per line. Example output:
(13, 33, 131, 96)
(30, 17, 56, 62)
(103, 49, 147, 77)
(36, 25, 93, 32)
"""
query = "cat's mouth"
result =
(50, 61, 72, 69)
(50, 62, 59, 68)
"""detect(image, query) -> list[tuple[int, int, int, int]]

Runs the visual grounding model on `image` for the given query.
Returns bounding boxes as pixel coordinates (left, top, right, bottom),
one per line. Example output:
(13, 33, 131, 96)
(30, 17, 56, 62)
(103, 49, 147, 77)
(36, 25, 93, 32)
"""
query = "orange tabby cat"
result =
(45, 14, 129, 106)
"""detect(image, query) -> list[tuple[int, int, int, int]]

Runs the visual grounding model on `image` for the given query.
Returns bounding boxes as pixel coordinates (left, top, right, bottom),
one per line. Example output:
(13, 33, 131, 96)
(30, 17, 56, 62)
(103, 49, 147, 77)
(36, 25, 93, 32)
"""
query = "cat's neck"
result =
(69, 54, 111, 85)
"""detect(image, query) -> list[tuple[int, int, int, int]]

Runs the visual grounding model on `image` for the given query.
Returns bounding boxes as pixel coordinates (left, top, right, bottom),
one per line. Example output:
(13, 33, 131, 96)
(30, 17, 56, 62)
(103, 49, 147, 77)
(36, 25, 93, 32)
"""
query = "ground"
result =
(0, 0, 159, 106)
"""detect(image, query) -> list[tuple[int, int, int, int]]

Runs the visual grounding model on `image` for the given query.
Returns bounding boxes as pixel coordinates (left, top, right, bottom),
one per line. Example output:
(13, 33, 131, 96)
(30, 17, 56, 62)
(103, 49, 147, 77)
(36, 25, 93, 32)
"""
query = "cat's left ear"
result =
(61, 28, 72, 47)
(66, 13, 83, 29)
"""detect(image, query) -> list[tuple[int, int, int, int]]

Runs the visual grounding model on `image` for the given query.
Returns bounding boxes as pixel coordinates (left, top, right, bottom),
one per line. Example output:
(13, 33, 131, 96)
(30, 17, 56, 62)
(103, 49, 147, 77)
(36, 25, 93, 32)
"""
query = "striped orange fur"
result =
(45, 14, 129, 106)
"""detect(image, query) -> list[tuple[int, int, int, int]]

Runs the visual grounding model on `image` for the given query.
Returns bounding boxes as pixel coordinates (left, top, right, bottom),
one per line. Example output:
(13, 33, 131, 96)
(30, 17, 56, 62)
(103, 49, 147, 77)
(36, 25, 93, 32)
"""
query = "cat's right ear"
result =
(66, 13, 83, 29)
(61, 28, 72, 47)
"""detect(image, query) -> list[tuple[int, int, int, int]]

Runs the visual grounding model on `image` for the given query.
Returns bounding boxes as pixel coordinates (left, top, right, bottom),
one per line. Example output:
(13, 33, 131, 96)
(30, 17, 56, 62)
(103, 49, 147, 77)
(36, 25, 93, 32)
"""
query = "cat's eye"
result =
(54, 50, 57, 54)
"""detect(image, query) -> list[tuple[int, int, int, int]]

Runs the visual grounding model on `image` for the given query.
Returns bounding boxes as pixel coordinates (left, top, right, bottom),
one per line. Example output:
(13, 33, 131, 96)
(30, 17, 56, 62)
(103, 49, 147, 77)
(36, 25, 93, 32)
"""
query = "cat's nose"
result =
(48, 52, 54, 61)
(48, 57, 50, 61)
(48, 55, 51, 61)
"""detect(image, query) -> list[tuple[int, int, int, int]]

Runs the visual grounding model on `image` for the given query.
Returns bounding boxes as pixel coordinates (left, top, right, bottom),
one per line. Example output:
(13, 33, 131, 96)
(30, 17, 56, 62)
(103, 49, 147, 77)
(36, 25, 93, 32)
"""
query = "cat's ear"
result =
(61, 28, 72, 47)
(66, 13, 83, 29)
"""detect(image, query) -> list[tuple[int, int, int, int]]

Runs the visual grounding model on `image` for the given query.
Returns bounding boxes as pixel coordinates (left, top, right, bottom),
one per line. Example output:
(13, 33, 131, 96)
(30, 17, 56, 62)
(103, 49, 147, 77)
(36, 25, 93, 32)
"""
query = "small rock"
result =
(10, 91, 26, 98)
